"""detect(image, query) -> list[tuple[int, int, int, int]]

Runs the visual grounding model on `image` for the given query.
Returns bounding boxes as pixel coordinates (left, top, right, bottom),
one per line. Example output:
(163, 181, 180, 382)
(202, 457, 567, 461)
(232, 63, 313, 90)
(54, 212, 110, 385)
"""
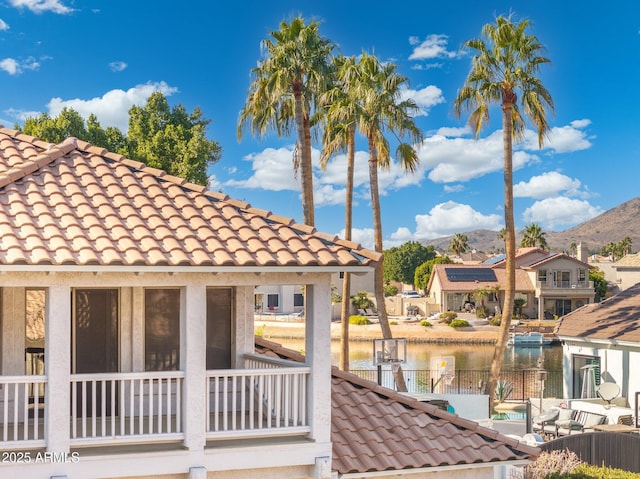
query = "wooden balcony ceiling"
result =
(0, 128, 380, 268)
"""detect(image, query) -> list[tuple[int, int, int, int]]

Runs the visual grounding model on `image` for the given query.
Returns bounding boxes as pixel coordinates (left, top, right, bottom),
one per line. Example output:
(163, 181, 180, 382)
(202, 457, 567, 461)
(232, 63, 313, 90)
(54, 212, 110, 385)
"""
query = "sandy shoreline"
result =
(255, 317, 500, 344)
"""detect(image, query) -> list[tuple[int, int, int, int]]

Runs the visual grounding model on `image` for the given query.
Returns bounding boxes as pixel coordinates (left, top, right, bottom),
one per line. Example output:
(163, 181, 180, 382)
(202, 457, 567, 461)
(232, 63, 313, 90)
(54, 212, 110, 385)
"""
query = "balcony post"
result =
(304, 280, 332, 444)
(181, 284, 207, 451)
(45, 284, 71, 454)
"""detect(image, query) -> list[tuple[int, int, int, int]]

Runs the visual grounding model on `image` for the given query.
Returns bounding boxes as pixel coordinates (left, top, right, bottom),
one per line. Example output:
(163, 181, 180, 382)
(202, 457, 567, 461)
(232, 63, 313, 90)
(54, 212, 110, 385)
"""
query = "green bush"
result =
(439, 311, 457, 324)
(349, 315, 371, 325)
(494, 379, 513, 403)
(389, 320, 398, 325)
(351, 291, 374, 309)
(475, 306, 488, 318)
(449, 319, 470, 328)
(488, 315, 501, 326)
(255, 324, 265, 337)
(419, 320, 432, 327)
(547, 464, 640, 479)
(384, 284, 398, 297)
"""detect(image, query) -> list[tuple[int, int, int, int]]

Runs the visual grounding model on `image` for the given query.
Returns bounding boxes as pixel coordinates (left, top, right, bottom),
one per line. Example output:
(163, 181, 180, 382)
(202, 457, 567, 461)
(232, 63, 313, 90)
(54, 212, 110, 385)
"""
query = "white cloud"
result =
(520, 120, 592, 153)
(522, 197, 603, 230)
(400, 85, 445, 116)
(443, 184, 464, 193)
(389, 201, 503, 241)
(0, 19, 9, 30)
(0, 56, 39, 75)
(337, 227, 375, 250)
(46, 81, 178, 132)
(208, 174, 221, 191)
(9, 0, 73, 14)
(225, 147, 300, 192)
(109, 61, 127, 72)
(408, 34, 459, 60)
(514, 171, 583, 199)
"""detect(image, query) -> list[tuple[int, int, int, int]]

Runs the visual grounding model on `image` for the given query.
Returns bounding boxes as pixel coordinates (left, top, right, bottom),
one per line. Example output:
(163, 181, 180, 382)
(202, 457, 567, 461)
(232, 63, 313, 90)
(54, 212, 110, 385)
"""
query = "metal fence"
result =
(348, 368, 563, 399)
(541, 432, 640, 473)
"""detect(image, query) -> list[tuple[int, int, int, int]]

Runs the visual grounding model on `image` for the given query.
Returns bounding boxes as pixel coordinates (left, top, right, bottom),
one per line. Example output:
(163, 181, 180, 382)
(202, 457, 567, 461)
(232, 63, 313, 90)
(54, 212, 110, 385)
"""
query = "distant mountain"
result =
(423, 197, 640, 254)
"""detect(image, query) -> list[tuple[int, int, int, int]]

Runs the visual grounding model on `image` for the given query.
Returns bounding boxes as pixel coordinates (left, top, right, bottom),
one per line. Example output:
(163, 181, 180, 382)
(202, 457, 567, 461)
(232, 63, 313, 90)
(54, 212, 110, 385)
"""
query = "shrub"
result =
(518, 450, 581, 479)
(255, 324, 265, 337)
(384, 284, 398, 297)
(389, 320, 398, 325)
(494, 379, 513, 403)
(420, 320, 432, 327)
(351, 291, 374, 310)
(439, 311, 457, 324)
(449, 319, 470, 328)
(349, 315, 371, 325)
(488, 315, 501, 326)
(476, 306, 488, 319)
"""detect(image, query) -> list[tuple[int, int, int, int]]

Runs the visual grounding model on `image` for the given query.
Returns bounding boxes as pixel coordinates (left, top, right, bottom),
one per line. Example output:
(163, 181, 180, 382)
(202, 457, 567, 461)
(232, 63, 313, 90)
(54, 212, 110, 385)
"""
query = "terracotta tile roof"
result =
(0, 128, 380, 269)
(614, 253, 640, 268)
(255, 337, 539, 475)
(430, 264, 535, 293)
(555, 282, 640, 342)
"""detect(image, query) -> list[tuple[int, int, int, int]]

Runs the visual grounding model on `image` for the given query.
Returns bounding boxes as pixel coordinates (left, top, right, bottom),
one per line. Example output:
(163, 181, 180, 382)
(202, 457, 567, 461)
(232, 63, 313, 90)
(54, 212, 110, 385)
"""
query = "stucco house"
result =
(555, 282, 640, 419)
(256, 338, 539, 479)
(613, 253, 640, 292)
(427, 248, 595, 320)
(0, 128, 380, 479)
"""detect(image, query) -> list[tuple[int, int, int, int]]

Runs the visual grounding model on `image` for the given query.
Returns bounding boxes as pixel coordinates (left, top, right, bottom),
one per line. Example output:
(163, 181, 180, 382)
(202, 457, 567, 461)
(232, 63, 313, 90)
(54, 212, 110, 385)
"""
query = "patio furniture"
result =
(555, 409, 607, 437)
(532, 408, 560, 438)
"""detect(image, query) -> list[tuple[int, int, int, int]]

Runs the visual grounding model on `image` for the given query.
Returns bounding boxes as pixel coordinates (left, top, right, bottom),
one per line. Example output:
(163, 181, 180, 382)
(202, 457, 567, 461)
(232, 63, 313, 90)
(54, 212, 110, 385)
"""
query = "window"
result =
(206, 288, 232, 370)
(145, 289, 180, 371)
(578, 268, 587, 285)
(267, 294, 279, 310)
(293, 293, 304, 307)
(538, 269, 547, 284)
(553, 270, 571, 288)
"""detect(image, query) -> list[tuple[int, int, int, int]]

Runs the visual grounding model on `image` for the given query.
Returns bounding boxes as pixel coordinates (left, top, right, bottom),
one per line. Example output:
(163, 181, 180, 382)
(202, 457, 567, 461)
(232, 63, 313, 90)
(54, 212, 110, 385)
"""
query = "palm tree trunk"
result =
(294, 87, 314, 226)
(486, 93, 517, 411)
(368, 138, 408, 392)
(340, 129, 355, 371)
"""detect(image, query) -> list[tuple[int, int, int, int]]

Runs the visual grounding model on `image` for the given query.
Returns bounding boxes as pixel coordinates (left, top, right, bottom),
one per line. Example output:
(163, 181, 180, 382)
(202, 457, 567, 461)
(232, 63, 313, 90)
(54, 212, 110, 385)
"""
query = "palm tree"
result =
(351, 52, 423, 391)
(319, 55, 357, 370)
(520, 222, 549, 250)
(237, 16, 334, 226)
(454, 15, 553, 408)
(449, 233, 469, 257)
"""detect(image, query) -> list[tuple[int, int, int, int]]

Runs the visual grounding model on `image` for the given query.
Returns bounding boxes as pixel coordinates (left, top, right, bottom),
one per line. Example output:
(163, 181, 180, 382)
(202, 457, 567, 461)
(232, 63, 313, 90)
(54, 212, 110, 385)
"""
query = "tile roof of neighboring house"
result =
(430, 264, 535, 293)
(555, 282, 640, 342)
(0, 128, 380, 269)
(255, 337, 539, 475)
(614, 253, 640, 268)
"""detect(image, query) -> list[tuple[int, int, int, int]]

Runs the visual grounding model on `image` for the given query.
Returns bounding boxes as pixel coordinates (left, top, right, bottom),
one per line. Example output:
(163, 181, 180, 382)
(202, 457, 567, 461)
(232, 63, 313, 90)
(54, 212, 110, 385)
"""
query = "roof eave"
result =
(0, 264, 375, 274)
(337, 459, 535, 478)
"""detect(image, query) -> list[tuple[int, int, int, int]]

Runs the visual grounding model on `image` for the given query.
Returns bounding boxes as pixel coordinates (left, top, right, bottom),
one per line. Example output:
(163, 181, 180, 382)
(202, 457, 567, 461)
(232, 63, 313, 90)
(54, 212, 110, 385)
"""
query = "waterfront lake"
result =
(277, 338, 563, 372)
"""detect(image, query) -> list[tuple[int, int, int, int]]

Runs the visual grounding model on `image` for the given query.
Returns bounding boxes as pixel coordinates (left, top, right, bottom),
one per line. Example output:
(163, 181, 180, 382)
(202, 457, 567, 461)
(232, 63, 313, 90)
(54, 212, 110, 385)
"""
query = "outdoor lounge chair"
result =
(532, 408, 561, 438)
(555, 409, 607, 437)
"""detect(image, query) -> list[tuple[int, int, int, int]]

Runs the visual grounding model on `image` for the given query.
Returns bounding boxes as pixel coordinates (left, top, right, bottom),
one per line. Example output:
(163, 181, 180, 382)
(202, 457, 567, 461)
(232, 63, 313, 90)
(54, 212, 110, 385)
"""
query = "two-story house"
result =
(427, 248, 595, 320)
(0, 128, 379, 479)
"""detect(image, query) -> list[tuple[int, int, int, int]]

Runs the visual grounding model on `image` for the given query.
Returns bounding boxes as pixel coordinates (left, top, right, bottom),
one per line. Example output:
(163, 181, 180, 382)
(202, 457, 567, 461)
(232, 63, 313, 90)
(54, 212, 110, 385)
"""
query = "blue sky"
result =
(1, 0, 638, 250)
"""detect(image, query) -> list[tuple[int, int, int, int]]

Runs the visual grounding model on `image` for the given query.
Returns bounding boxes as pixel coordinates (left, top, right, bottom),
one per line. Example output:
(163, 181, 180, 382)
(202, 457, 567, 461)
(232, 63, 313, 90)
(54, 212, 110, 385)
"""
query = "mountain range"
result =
(423, 197, 640, 255)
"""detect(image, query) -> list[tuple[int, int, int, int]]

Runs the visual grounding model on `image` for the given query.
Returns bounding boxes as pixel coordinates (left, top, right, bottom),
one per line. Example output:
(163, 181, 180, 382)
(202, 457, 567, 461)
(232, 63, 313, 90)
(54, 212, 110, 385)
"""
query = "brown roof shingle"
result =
(0, 128, 380, 269)
(555, 282, 640, 342)
(255, 337, 539, 475)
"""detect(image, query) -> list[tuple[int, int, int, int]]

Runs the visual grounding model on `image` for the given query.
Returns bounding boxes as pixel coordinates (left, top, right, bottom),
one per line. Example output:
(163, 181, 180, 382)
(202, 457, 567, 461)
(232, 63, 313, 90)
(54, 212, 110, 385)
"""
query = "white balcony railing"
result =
(0, 375, 47, 449)
(70, 371, 184, 446)
(205, 354, 310, 439)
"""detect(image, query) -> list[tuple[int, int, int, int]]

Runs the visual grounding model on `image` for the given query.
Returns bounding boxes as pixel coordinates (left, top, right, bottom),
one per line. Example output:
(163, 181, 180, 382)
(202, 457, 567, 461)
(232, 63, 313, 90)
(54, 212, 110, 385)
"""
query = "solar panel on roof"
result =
(445, 267, 497, 282)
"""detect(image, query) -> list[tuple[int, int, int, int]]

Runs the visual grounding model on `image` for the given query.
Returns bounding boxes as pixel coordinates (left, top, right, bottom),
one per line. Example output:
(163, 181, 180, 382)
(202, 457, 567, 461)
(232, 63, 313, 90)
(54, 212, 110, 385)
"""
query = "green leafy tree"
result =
(448, 233, 469, 256)
(383, 241, 436, 286)
(127, 92, 221, 186)
(414, 256, 454, 292)
(590, 267, 607, 302)
(238, 16, 334, 226)
(20, 94, 220, 187)
(454, 14, 554, 407)
(520, 222, 549, 250)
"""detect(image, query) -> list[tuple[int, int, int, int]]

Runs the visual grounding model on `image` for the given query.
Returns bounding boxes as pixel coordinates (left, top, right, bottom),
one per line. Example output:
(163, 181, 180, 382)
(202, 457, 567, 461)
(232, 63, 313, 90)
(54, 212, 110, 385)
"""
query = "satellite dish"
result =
(597, 382, 621, 407)
(522, 433, 544, 446)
